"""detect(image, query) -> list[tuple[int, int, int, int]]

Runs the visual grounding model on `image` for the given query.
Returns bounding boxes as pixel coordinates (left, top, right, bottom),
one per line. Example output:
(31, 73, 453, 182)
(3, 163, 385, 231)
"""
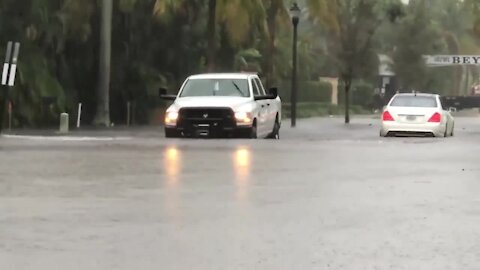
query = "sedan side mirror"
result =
(268, 87, 278, 99)
(448, 107, 457, 113)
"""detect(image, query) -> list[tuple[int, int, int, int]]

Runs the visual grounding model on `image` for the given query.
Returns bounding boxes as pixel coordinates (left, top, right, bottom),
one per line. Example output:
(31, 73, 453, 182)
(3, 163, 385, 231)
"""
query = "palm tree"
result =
(207, 0, 217, 71)
(93, 0, 113, 126)
(154, 0, 268, 72)
(306, 0, 340, 35)
(436, 0, 480, 95)
(263, 0, 289, 88)
(307, 0, 380, 124)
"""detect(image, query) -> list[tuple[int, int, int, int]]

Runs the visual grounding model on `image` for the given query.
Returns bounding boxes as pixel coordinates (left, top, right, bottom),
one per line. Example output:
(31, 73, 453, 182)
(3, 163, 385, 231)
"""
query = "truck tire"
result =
(239, 121, 257, 139)
(249, 121, 257, 139)
(165, 128, 179, 138)
(267, 116, 280, 139)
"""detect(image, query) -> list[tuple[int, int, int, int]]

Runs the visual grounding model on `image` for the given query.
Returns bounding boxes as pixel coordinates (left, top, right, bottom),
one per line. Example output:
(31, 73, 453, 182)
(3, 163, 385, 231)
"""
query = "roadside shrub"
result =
(299, 81, 332, 102)
(282, 102, 371, 118)
(338, 80, 375, 109)
(278, 80, 332, 103)
(352, 82, 375, 109)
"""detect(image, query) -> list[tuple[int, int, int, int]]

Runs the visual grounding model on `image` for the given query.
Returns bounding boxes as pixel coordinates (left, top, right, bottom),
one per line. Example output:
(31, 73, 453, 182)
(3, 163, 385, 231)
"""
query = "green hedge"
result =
(278, 80, 332, 103)
(299, 81, 332, 103)
(282, 102, 371, 118)
(352, 82, 375, 108)
(337, 80, 375, 109)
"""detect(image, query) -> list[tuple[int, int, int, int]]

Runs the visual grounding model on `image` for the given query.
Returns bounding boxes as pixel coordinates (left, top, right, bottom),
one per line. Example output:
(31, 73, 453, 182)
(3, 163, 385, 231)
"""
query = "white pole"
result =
(2, 42, 12, 86)
(77, 103, 82, 128)
(8, 43, 20, 87)
(2, 63, 9, 85)
(7, 64, 17, 86)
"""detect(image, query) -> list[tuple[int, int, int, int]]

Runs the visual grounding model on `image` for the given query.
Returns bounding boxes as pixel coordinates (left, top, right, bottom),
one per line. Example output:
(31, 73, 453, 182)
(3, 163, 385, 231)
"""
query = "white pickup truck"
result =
(160, 73, 282, 139)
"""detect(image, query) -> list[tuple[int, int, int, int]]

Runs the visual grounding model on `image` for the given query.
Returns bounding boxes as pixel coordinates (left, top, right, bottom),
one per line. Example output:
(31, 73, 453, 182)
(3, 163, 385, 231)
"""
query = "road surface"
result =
(1, 116, 480, 270)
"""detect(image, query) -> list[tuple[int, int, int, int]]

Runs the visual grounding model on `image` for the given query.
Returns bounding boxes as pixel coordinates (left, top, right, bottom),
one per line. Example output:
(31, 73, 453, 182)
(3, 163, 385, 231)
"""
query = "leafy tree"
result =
(393, 0, 449, 93)
(308, 0, 383, 124)
(2, 0, 478, 128)
(263, 0, 289, 88)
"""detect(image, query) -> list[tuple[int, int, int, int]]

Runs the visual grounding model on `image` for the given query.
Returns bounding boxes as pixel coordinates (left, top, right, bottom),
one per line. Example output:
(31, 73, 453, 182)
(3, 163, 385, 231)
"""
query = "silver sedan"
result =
(380, 93, 455, 137)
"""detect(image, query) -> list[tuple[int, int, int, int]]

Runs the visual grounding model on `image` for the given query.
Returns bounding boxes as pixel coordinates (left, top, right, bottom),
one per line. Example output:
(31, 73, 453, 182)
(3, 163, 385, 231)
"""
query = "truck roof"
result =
(187, 73, 256, 80)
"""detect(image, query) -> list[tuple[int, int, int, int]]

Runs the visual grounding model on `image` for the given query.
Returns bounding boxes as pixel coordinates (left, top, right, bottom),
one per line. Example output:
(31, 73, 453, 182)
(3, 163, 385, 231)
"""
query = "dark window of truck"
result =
(179, 79, 250, 97)
(252, 79, 261, 97)
(254, 78, 266, 96)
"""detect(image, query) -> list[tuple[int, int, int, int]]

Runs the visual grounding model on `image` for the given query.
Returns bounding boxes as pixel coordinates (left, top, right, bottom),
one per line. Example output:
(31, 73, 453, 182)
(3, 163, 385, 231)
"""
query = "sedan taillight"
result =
(428, 112, 441, 123)
(382, 111, 394, 121)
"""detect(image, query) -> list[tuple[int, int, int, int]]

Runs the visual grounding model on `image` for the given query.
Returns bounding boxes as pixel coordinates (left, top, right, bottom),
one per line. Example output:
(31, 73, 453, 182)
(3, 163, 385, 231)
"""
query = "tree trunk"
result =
(93, 0, 112, 127)
(265, 1, 279, 89)
(207, 0, 217, 72)
(344, 78, 351, 124)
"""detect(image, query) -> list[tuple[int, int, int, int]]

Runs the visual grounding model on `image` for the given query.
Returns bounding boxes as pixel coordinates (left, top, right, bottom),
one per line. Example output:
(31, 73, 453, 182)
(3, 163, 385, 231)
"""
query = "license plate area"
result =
(406, 115, 417, 121)
(194, 124, 210, 137)
(197, 130, 210, 137)
(193, 122, 220, 128)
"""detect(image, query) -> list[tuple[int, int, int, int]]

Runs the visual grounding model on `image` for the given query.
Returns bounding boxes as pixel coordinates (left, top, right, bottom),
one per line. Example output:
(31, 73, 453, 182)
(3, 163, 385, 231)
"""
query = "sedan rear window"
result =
(390, 96, 438, 108)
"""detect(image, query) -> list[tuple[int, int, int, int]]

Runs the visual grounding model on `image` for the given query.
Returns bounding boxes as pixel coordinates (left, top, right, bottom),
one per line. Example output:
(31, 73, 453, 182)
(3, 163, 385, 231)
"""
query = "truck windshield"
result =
(179, 79, 250, 98)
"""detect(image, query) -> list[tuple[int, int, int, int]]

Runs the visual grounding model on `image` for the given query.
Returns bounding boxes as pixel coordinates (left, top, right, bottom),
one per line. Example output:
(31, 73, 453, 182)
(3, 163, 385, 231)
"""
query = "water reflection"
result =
(162, 145, 182, 222)
(164, 146, 181, 187)
(233, 146, 252, 200)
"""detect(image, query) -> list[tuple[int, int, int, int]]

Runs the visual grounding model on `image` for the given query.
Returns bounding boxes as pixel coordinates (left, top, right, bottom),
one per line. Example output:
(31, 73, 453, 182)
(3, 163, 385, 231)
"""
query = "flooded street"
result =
(1, 117, 480, 270)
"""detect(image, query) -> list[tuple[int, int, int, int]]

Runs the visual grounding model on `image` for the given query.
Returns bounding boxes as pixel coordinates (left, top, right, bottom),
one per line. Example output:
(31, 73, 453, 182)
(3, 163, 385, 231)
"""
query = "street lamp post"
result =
(290, 2, 300, 128)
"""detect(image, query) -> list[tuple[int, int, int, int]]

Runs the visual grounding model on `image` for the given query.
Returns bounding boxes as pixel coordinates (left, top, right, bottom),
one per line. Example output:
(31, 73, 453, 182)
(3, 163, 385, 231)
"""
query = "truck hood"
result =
(172, 97, 252, 110)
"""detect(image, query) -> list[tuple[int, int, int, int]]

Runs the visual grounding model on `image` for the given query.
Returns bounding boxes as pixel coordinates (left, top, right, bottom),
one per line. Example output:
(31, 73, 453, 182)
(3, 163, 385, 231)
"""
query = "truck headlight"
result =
(165, 111, 179, 125)
(235, 112, 252, 124)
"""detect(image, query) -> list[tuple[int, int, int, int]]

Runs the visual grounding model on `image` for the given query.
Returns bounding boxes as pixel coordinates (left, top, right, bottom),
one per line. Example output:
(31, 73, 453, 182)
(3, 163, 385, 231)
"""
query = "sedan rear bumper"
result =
(381, 121, 446, 137)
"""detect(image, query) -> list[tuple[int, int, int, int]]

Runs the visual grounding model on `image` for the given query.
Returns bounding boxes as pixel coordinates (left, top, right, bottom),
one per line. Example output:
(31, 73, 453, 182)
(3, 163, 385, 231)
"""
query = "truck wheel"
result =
(237, 121, 257, 139)
(165, 128, 179, 138)
(250, 121, 257, 139)
(267, 117, 280, 139)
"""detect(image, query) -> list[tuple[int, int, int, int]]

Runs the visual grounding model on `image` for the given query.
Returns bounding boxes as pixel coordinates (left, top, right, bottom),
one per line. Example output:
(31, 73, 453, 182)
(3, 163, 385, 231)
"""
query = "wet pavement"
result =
(1, 116, 480, 270)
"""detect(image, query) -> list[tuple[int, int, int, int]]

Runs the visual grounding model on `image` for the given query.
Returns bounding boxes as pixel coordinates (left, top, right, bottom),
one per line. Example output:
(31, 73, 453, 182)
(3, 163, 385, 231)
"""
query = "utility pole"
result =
(289, 3, 301, 127)
(93, 0, 113, 126)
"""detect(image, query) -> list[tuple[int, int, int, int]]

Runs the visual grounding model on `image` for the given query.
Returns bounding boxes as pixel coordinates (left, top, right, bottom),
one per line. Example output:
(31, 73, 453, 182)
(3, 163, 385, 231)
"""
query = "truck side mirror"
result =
(159, 88, 168, 97)
(268, 87, 278, 98)
(159, 87, 177, 101)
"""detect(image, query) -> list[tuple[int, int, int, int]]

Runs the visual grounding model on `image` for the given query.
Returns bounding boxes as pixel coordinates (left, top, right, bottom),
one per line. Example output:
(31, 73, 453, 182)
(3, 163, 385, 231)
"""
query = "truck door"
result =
(251, 78, 268, 136)
(254, 78, 275, 132)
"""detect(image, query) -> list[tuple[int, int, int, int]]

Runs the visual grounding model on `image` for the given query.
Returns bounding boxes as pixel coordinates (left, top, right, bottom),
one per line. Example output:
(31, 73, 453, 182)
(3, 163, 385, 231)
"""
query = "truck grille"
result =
(177, 107, 236, 137)
(179, 107, 233, 120)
